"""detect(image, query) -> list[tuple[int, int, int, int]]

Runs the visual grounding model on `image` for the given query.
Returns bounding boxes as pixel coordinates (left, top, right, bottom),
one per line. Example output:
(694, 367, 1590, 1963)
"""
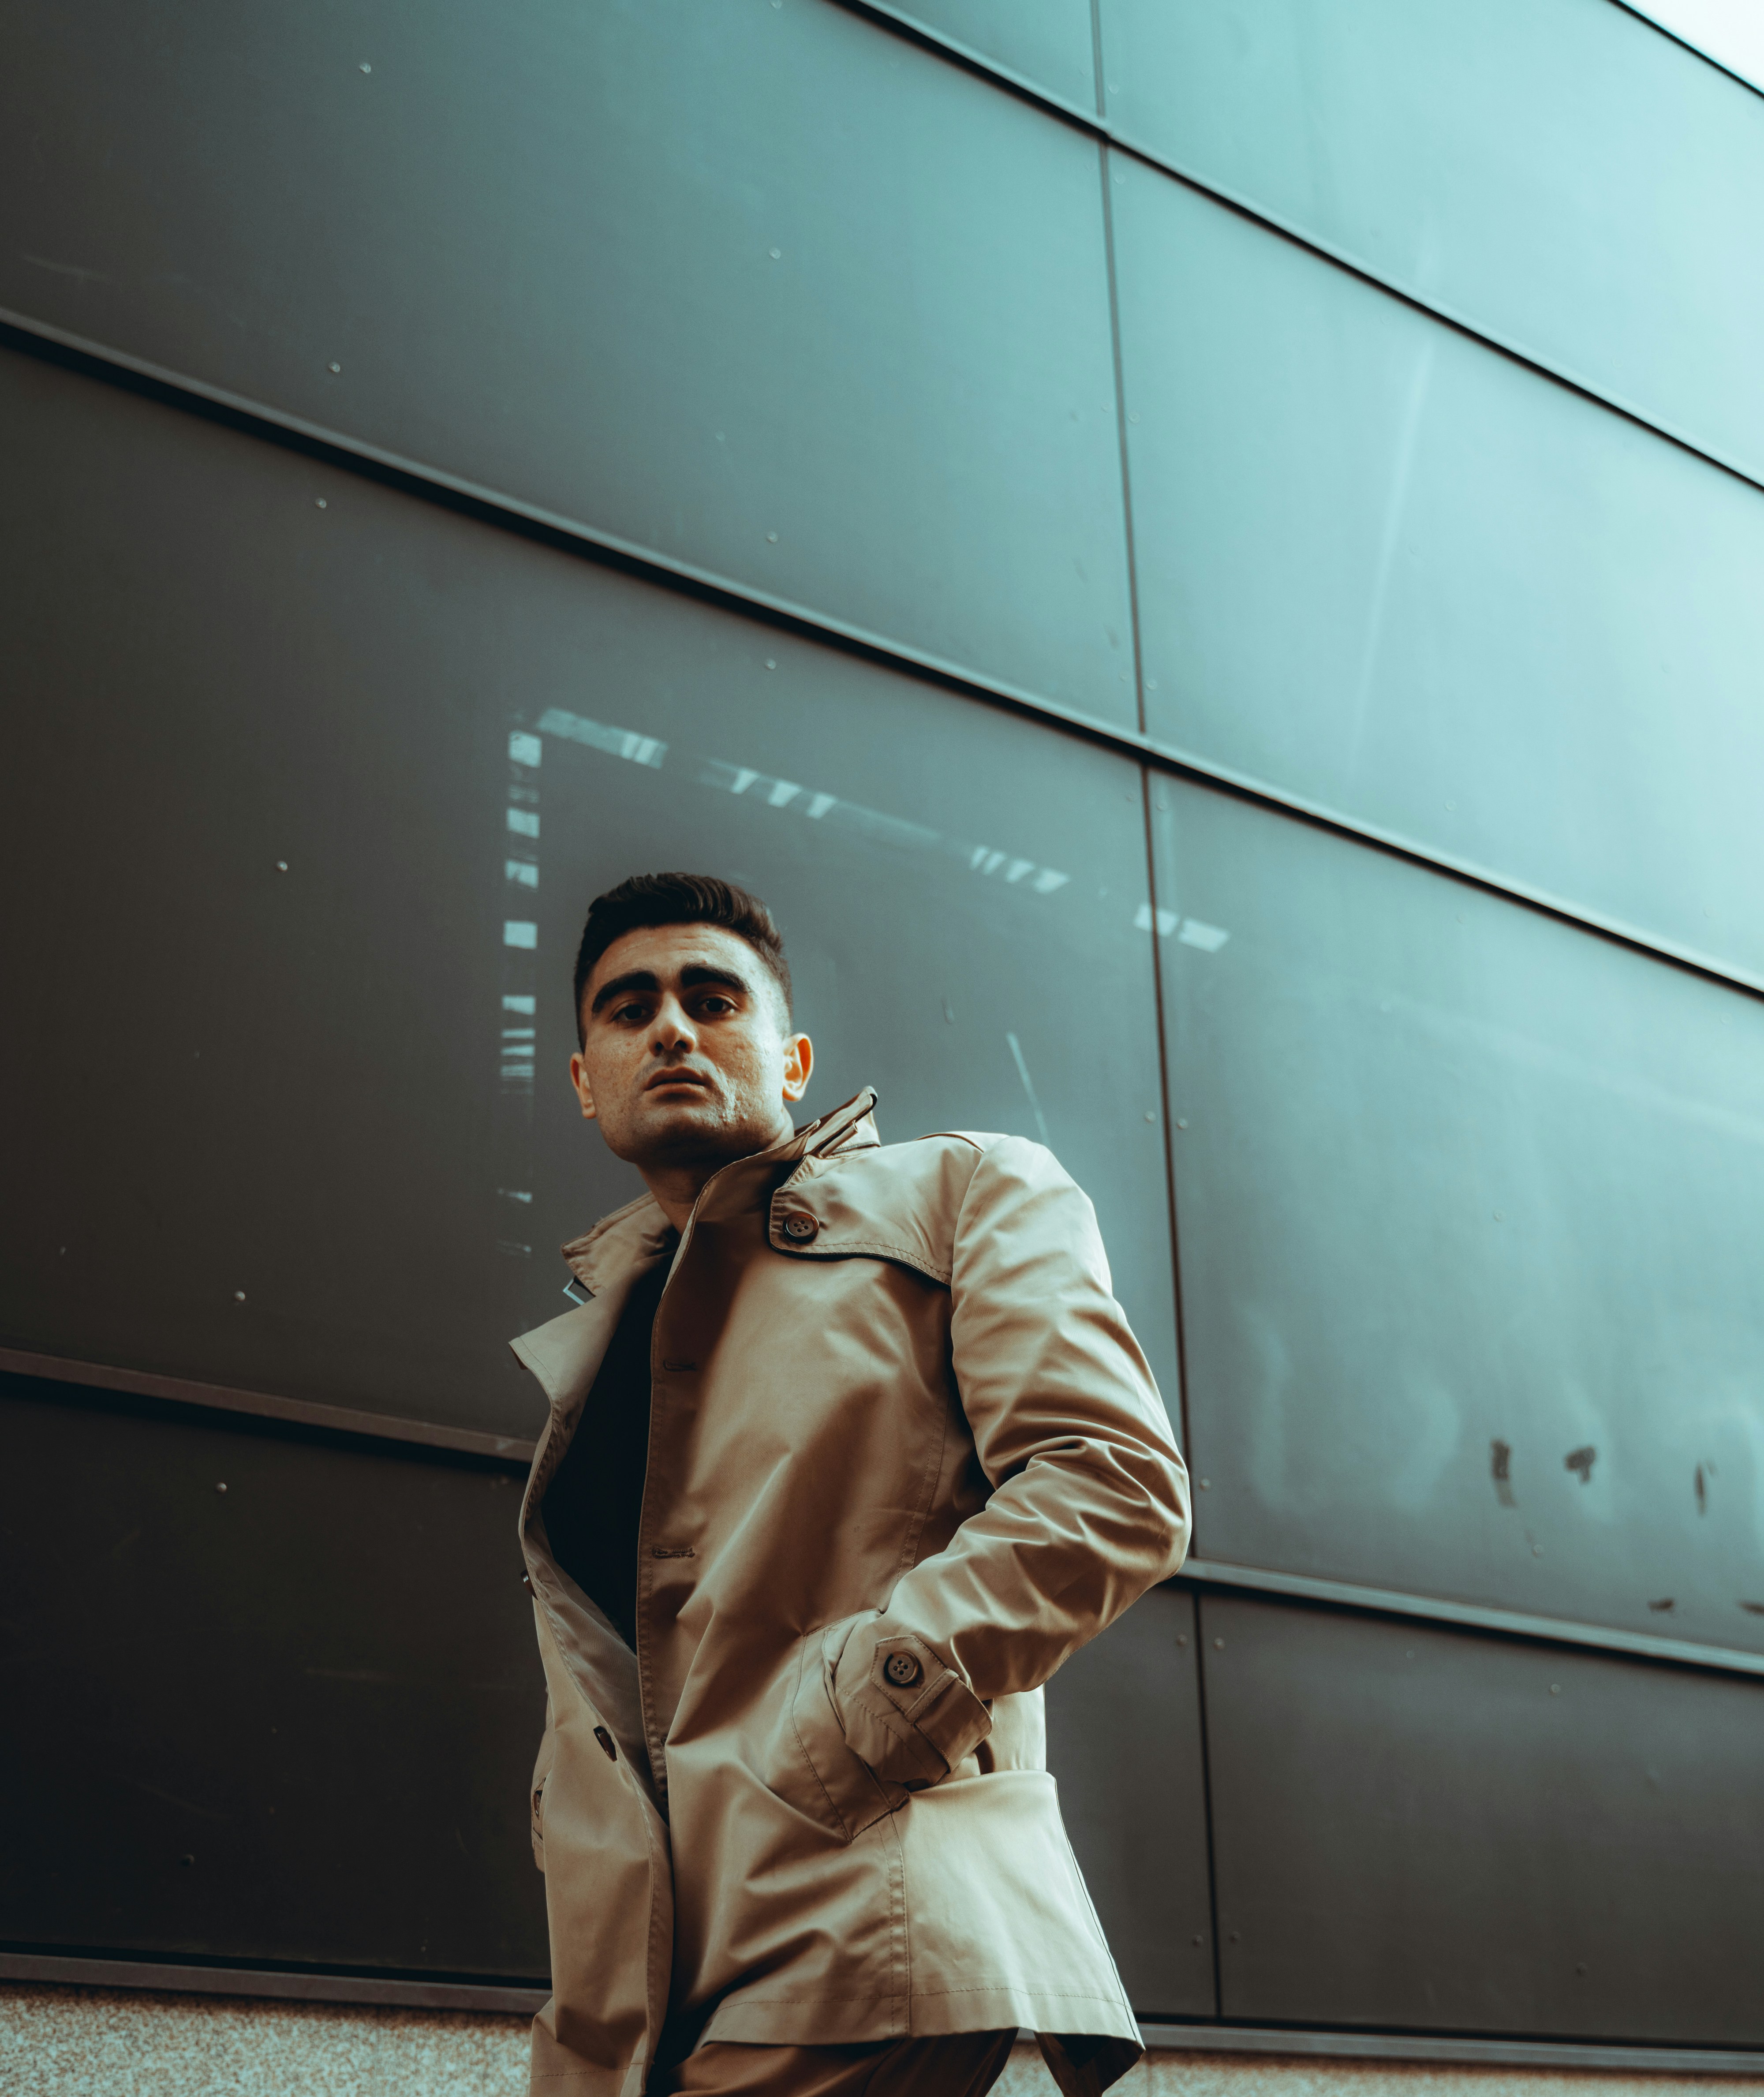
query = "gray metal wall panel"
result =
(0, 0, 1134, 719)
(0, 345, 1177, 1437)
(894, 0, 1098, 106)
(0, 1376, 548, 1977)
(1045, 1586, 1215, 2019)
(1201, 1594, 1764, 2041)
(1098, 0, 1764, 477)
(1151, 777, 1764, 1656)
(1116, 172, 1764, 980)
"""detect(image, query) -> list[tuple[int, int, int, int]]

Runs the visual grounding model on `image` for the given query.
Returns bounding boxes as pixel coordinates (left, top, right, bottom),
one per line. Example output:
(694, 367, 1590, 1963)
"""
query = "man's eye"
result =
(614, 1003, 650, 1024)
(699, 996, 735, 1015)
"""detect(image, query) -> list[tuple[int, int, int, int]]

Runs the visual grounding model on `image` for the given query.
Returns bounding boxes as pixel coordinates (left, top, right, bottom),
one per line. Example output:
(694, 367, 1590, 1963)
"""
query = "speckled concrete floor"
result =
(5, 1988, 1761, 2097)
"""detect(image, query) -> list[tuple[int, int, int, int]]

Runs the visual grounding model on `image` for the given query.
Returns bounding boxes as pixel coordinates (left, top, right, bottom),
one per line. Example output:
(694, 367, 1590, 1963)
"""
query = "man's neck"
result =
(639, 1117, 798, 1234)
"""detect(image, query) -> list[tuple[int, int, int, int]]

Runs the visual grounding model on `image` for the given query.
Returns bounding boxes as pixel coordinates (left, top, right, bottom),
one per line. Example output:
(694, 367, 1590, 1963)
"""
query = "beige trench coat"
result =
(512, 1089, 1189, 2097)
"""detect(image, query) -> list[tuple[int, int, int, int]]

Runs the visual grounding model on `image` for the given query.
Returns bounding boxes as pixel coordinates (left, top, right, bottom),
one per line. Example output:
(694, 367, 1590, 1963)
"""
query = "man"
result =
(513, 872, 1189, 2097)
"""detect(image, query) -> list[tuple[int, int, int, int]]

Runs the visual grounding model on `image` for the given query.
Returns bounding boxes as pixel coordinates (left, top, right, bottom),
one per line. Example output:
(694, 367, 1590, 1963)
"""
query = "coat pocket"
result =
(785, 1618, 904, 1845)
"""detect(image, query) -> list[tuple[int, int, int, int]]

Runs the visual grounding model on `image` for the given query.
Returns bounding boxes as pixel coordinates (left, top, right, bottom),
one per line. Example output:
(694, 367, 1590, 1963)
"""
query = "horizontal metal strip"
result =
(0, 1347, 536, 1467)
(1180, 1556, 1764, 1680)
(1136, 2020, 1764, 2075)
(0, 1950, 547, 2016)
(4, 311, 1758, 1010)
(839, 0, 1764, 496)
(8, 1346, 1761, 1682)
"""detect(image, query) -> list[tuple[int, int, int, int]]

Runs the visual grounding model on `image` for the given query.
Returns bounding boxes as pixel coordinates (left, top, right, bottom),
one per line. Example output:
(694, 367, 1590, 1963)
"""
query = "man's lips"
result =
(644, 1069, 714, 1093)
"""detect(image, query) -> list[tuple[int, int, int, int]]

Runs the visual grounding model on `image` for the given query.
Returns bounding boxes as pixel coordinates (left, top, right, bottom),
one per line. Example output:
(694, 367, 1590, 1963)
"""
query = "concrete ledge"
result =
(7, 1984, 1764, 2097)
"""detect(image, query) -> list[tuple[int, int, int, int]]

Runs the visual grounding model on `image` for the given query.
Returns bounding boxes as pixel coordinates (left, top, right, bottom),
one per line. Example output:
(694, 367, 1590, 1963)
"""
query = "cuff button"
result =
(884, 1651, 923, 1687)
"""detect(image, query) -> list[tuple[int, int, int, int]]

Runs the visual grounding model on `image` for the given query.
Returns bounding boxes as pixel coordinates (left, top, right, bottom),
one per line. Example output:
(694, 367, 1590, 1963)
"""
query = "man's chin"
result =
(608, 1095, 736, 1163)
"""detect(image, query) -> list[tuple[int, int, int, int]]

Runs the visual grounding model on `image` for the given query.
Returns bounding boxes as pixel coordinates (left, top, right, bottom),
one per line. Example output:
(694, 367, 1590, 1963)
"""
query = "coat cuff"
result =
(833, 1620, 993, 1786)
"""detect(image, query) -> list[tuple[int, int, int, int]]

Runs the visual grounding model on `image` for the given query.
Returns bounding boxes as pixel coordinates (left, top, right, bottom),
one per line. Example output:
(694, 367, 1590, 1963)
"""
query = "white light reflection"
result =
(502, 994, 536, 1014)
(507, 808, 540, 837)
(504, 921, 538, 949)
(697, 759, 1072, 901)
(505, 859, 539, 888)
(538, 708, 667, 769)
(1178, 919, 1230, 952)
(508, 732, 542, 767)
(1005, 1032, 1053, 1149)
(1135, 904, 1179, 936)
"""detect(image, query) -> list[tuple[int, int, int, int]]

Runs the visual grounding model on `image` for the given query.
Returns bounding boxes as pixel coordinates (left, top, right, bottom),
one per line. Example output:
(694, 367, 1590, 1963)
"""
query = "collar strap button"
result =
(781, 1214, 818, 1242)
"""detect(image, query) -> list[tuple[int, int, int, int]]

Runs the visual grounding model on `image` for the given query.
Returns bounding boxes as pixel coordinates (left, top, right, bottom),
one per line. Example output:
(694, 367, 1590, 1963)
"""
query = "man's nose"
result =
(649, 998, 697, 1052)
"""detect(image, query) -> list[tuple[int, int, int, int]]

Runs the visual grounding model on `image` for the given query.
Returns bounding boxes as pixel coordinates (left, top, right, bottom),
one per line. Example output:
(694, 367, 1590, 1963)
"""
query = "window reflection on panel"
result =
(1152, 779, 1764, 1655)
(509, 666, 1177, 1427)
(0, 348, 1176, 1439)
(1116, 172, 1764, 981)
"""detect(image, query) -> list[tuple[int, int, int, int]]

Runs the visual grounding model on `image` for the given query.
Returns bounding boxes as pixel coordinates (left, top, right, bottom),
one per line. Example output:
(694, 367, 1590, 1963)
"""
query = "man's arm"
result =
(834, 1136, 1191, 1786)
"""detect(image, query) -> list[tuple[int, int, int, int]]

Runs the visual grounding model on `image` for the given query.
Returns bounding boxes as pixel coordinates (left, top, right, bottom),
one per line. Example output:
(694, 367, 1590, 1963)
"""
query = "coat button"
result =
(593, 1727, 617, 1762)
(781, 1215, 818, 1242)
(884, 1652, 922, 1688)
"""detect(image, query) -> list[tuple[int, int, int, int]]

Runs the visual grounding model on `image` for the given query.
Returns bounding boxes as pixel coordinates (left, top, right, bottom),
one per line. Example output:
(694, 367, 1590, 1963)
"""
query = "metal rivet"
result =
(359, 61, 371, 72)
(1198, 1477, 1210, 1489)
(1129, 411, 1140, 423)
(328, 362, 342, 374)
(1144, 1111, 1156, 1123)
(1229, 1930, 1240, 1944)
(180, 1854, 195, 1866)
(766, 531, 778, 542)
(1551, 1684, 1562, 1695)
(215, 1482, 228, 1494)
(1493, 1211, 1503, 1221)
(233, 1290, 247, 1302)
(1176, 1118, 1188, 1130)
(1176, 1634, 1188, 1648)
(1445, 799, 1456, 810)
(1213, 1637, 1225, 1650)
(1146, 679, 1158, 691)
(1576, 1962, 1588, 1975)
(1192, 1933, 1204, 1946)
(1533, 1544, 1544, 1556)
(769, 247, 781, 259)
(313, 497, 327, 509)
(764, 658, 776, 669)
(277, 860, 288, 871)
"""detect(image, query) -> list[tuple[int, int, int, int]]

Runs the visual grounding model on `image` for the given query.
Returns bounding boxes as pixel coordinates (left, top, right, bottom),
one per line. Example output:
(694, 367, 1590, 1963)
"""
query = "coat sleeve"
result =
(833, 1136, 1190, 1787)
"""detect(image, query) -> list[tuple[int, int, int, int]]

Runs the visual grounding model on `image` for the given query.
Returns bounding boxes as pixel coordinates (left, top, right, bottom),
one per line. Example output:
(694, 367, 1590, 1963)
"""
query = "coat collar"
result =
(510, 1088, 881, 1409)
(557, 1085, 879, 1289)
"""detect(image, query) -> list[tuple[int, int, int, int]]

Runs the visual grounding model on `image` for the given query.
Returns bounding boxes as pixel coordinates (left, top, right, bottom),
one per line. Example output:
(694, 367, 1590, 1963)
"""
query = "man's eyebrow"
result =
(679, 964, 752, 996)
(588, 963, 754, 1016)
(589, 968, 660, 1016)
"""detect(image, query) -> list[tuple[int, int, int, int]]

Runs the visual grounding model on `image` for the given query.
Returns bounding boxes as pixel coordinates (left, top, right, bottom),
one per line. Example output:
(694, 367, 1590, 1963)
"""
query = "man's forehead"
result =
(587, 923, 758, 991)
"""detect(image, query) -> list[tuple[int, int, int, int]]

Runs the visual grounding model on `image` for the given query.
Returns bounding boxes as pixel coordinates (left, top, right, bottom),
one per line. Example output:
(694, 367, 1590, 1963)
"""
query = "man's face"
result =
(570, 923, 812, 1174)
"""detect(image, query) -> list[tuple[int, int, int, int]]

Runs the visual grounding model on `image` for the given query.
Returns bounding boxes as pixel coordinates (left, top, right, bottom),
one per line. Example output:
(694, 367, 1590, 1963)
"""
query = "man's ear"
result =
(570, 1050, 598, 1121)
(781, 1033, 813, 1103)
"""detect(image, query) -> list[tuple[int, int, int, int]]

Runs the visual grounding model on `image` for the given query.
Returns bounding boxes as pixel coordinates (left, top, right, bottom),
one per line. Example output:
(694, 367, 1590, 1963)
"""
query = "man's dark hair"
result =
(572, 872, 792, 1045)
